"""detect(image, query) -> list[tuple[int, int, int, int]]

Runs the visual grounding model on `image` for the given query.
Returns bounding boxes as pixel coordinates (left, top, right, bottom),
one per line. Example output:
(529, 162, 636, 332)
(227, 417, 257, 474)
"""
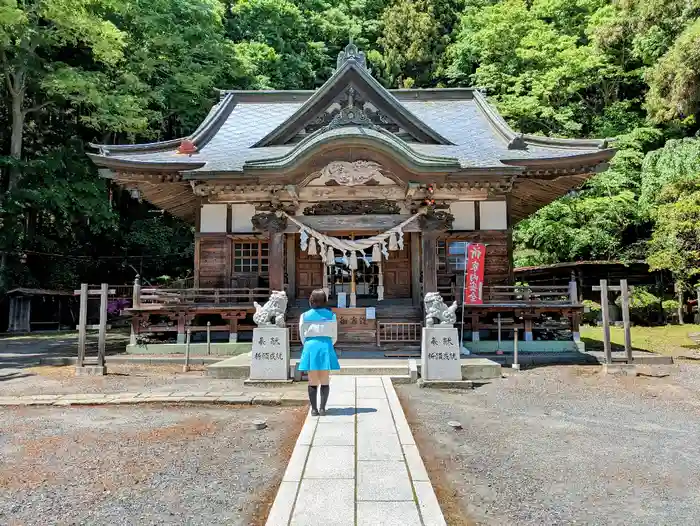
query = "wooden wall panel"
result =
(384, 232, 412, 298)
(441, 230, 513, 285)
(198, 235, 229, 288)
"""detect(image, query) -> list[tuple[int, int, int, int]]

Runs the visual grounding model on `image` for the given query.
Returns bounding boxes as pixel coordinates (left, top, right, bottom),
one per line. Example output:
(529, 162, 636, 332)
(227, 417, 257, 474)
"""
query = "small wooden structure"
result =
(6, 288, 75, 333)
(75, 283, 113, 375)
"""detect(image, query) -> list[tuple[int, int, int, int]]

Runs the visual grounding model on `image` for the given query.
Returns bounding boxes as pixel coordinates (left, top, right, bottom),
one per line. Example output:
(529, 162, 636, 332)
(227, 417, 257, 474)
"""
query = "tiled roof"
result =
(90, 96, 609, 174)
(88, 44, 612, 176)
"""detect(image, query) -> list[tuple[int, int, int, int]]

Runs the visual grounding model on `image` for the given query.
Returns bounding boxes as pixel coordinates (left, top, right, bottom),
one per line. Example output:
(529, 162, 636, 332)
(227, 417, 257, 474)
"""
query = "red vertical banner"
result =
(464, 243, 486, 304)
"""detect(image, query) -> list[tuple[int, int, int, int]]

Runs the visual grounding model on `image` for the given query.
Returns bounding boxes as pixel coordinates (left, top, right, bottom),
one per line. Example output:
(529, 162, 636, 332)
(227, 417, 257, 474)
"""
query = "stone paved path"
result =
(266, 375, 446, 526)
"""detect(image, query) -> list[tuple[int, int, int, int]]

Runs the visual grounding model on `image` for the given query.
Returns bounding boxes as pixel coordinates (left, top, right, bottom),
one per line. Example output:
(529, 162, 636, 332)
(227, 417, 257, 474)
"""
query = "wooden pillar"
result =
(130, 275, 141, 346)
(229, 317, 238, 343)
(471, 313, 480, 342)
(411, 233, 421, 306)
(269, 232, 285, 293)
(97, 283, 108, 368)
(7, 297, 16, 332)
(571, 311, 581, 342)
(568, 279, 578, 304)
(620, 278, 632, 363)
(252, 212, 288, 294)
(675, 281, 684, 324)
(421, 232, 438, 294)
(286, 234, 296, 302)
(599, 279, 612, 364)
(77, 284, 88, 367)
(176, 312, 187, 344)
(418, 211, 452, 299)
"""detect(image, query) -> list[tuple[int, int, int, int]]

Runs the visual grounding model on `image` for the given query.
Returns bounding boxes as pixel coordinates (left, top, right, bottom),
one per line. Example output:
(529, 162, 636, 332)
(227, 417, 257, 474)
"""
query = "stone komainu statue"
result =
(424, 292, 458, 327)
(253, 290, 288, 327)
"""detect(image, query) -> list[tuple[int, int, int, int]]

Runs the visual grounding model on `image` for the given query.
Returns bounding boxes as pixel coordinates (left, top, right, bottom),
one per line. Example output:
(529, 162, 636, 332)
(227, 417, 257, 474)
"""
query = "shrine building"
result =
(88, 42, 615, 353)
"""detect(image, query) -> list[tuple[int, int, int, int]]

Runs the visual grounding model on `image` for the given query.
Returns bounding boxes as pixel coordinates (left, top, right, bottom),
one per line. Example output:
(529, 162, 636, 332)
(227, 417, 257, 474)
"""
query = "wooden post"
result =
(599, 279, 612, 364)
(620, 278, 632, 364)
(497, 313, 502, 348)
(471, 313, 480, 342)
(132, 274, 141, 307)
(176, 313, 185, 344)
(206, 321, 211, 355)
(229, 317, 238, 343)
(269, 232, 285, 292)
(512, 322, 520, 371)
(286, 234, 296, 302)
(130, 275, 141, 346)
(421, 232, 438, 294)
(571, 312, 581, 342)
(77, 283, 88, 367)
(676, 281, 684, 325)
(97, 283, 108, 368)
(411, 233, 421, 306)
(696, 287, 700, 324)
(568, 279, 578, 304)
(183, 328, 191, 373)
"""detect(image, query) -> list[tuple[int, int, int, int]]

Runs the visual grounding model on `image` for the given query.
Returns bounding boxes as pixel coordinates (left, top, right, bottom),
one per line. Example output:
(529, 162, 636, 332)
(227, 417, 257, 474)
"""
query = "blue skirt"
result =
(298, 336, 340, 371)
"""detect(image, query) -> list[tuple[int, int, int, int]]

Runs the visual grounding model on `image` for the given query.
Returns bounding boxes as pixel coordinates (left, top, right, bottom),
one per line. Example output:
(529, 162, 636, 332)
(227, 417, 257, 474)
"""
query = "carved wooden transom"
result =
(288, 87, 417, 143)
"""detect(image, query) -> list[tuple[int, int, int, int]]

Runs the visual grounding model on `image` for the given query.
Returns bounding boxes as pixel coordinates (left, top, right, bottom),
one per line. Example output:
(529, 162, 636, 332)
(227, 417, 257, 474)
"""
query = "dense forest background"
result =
(1, 0, 699, 292)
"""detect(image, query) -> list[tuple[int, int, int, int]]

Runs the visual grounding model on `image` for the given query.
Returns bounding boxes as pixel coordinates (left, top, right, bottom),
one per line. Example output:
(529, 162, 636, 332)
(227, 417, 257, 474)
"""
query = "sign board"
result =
(464, 243, 486, 305)
(337, 292, 347, 309)
(365, 307, 376, 320)
(421, 327, 462, 381)
(249, 327, 289, 381)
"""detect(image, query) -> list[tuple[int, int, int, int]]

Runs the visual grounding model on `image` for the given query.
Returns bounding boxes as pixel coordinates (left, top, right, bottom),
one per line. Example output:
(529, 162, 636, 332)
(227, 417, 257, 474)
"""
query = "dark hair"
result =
(309, 289, 327, 309)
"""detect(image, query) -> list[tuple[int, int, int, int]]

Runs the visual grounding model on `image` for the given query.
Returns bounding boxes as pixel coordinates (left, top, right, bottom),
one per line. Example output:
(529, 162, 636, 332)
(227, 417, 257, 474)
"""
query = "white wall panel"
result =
(449, 201, 476, 230)
(479, 200, 508, 230)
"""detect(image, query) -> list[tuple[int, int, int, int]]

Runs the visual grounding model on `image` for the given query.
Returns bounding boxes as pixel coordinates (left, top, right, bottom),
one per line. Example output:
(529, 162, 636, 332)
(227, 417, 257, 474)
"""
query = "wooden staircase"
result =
(286, 300, 423, 352)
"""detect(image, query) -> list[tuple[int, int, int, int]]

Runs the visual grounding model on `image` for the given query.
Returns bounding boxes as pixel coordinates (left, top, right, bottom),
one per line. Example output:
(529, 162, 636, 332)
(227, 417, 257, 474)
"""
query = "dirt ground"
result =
(398, 364, 700, 526)
(0, 363, 309, 398)
(0, 405, 305, 526)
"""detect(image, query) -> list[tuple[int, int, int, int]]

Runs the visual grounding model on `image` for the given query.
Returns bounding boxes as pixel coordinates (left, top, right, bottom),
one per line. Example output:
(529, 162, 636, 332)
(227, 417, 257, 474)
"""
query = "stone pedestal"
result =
(75, 365, 107, 376)
(421, 327, 462, 381)
(248, 327, 290, 382)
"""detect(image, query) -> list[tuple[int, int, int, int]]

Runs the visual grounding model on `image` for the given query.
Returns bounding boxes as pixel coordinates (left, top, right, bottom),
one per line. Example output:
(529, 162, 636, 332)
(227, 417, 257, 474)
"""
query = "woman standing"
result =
(298, 289, 339, 416)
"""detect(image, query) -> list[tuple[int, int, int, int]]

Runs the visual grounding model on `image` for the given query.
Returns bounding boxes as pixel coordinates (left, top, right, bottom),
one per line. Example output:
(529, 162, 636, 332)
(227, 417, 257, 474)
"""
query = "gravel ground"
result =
(0, 364, 309, 397)
(398, 364, 700, 526)
(0, 405, 305, 526)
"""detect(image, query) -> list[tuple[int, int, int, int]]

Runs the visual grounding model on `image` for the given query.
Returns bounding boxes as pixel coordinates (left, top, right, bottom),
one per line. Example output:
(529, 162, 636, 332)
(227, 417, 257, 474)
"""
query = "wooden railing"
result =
(484, 285, 575, 304)
(377, 322, 422, 343)
(433, 281, 579, 306)
(136, 287, 270, 307)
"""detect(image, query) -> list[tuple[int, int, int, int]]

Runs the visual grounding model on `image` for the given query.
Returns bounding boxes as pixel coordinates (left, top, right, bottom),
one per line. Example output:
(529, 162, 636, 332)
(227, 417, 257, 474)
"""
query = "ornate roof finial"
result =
(337, 37, 367, 70)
